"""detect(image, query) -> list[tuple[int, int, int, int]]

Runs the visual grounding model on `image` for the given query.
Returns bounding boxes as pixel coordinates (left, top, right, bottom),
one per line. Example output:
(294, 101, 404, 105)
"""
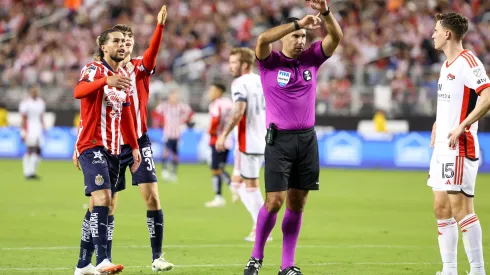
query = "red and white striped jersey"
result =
(231, 73, 266, 154)
(75, 61, 132, 156)
(19, 96, 45, 136)
(154, 101, 193, 140)
(209, 96, 233, 148)
(435, 50, 490, 159)
(122, 57, 152, 143)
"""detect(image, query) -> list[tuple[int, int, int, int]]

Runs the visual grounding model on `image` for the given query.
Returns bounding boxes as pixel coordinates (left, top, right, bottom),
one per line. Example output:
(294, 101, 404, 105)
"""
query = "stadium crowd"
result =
(1, 0, 490, 117)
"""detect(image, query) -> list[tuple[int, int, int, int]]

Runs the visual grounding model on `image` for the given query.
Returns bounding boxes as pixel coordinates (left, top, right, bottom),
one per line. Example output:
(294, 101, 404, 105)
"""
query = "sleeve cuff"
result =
(235, 98, 247, 102)
(476, 83, 490, 95)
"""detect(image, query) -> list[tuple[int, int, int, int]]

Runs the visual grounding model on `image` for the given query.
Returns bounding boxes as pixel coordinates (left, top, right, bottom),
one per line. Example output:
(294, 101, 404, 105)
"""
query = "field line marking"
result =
(0, 262, 445, 271)
(0, 244, 431, 251)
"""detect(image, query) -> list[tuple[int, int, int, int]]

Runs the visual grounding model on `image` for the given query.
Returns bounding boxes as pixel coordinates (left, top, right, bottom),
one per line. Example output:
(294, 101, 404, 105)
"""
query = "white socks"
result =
(437, 218, 458, 274)
(23, 153, 39, 177)
(459, 214, 485, 275)
(237, 184, 264, 225)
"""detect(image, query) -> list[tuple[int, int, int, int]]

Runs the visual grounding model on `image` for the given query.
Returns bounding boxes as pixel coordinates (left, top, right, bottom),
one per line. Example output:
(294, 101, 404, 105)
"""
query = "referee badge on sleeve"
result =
(303, 70, 312, 81)
(277, 70, 291, 87)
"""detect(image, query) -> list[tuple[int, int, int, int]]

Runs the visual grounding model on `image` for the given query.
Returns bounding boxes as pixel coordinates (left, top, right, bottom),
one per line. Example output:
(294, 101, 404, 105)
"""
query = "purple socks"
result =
(251, 206, 278, 259)
(281, 208, 303, 269)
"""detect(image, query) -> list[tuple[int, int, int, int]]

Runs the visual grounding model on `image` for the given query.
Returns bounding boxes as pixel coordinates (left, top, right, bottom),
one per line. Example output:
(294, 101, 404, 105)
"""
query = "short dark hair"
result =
(282, 17, 300, 25)
(212, 82, 226, 93)
(435, 12, 468, 41)
(95, 28, 121, 61)
(113, 24, 133, 35)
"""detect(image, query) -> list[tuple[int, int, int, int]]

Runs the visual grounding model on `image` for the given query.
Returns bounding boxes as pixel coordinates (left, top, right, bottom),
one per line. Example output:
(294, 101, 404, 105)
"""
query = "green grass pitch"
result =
(0, 159, 489, 274)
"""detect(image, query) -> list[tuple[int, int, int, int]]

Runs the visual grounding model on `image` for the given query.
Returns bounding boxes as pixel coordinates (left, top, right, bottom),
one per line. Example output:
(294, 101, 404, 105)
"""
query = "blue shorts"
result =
(117, 133, 158, 191)
(211, 145, 229, 170)
(165, 139, 179, 155)
(79, 147, 120, 197)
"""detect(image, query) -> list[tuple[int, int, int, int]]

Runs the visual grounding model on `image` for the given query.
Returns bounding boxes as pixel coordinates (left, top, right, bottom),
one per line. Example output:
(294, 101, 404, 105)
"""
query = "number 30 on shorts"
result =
(142, 147, 155, 172)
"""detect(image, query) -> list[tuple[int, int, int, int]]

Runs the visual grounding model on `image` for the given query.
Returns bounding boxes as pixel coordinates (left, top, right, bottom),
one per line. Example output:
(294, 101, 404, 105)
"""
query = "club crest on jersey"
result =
(447, 73, 455, 81)
(473, 68, 483, 77)
(95, 174, 104, 186)
(303, 70, 312, 81)
(277, 70, 291, 87)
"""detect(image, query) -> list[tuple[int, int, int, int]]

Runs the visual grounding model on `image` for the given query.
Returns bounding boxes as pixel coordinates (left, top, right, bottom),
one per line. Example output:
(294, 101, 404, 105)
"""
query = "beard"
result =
(110, 54, 124, 62)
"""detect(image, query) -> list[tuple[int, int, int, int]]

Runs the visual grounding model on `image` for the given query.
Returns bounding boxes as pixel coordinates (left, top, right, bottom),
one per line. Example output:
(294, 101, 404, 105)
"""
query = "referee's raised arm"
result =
(309, 0, 343, 56)
(255, 14, 322, 60)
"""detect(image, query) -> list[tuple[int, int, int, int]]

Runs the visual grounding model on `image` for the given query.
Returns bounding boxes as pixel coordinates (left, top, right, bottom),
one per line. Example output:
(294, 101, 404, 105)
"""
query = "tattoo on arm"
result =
(223, 102, 246, 137)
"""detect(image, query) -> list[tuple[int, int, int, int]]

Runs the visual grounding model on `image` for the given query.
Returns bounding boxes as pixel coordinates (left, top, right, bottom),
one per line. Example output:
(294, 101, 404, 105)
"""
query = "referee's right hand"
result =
(298, 15, 322, 30)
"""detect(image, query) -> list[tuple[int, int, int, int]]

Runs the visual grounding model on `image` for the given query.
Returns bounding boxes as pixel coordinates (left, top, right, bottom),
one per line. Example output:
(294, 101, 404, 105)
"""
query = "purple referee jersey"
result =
(257, 41, 329, 130)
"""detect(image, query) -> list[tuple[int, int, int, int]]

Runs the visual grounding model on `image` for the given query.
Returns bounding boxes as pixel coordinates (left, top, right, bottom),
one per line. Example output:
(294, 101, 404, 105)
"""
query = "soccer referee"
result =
(243, 1, 343, 275)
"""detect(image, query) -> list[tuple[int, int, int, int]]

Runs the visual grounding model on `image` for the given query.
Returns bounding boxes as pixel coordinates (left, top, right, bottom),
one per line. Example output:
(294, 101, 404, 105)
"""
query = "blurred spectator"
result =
(373, 109, 387, 132)
(0, 102, 7, 127)
(0, 0, 489, 119)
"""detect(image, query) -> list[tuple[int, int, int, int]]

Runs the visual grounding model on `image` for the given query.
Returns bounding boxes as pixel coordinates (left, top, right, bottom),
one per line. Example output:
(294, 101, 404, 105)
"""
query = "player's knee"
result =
(265, 195, 284, 213)
(434, 203, 452, 219)
(109, 199, 118, 215)
(145, 193, 160, 210)
(211, 169, 221, 176)
(244, 179, 259, 188)
(92, 191, 111, 207)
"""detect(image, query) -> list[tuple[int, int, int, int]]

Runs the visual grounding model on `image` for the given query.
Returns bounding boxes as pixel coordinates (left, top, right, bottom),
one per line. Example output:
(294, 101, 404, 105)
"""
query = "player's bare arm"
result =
(256, 14, 321, 60)
(309, 0, 343, 56)
(448, 88, 490, 148)
(216, 102, 247, 152)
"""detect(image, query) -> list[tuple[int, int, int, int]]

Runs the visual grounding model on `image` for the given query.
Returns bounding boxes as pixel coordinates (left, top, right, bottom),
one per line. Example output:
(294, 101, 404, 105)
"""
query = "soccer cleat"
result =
(74, 264, 96, 275)
(94, 259, 124, 275)
(244, 257, 262, 275)
(152, 253, 174, 272)
(205, 196, 226, 208)
(279, 266, 303, 275)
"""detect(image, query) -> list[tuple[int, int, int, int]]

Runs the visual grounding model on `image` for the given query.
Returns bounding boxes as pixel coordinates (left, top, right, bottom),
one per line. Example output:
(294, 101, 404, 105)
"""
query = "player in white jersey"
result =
(216, 48, 269, 242)
(205, 83, 236, 207)
(428, 12, 490, 275)
(19, 85, 45, 180)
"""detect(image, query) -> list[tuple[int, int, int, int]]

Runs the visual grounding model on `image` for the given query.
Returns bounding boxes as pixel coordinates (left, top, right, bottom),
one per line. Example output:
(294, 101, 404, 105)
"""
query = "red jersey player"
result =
(72, 28, 141, 275)
(73, 6, 174, 273)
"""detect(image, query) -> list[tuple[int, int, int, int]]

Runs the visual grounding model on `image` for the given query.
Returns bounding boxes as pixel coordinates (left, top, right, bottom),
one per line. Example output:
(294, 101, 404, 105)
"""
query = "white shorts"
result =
(427, 151, 479, 197)
(24, 133, 41, 147)
(240, 153, 264, 179)
(232, 149, 241, 176)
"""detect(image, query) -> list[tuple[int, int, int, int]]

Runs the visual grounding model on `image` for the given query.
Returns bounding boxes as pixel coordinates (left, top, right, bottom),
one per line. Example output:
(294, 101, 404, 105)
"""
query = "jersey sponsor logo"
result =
(104, 88, 126, 108)
(447, 73, 456, 81)
(438, 93, 451, 102)
(277, 70, 291, 87)
(94, 174, 105, 186)
(303, 70, 312, 81)
(109, 109, 121, 119)
(325, 131, 362, 165)
(473, 68, 483, 77)
(477, 78, 488, 85)
(92, 150, 105, 164)
(394, 132, 431, 167)
(142, 147, 152, 158)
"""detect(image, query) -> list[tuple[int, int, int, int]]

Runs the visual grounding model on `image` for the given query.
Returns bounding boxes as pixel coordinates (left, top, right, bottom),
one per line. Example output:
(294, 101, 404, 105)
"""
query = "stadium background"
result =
(1, 0, 490, 274)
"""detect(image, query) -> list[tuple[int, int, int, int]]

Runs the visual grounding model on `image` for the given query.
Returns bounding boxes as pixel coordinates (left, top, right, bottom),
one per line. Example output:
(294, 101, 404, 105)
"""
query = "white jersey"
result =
(19, 96, 45, 136)
(435, 50, 490, 160)
(231, 73, 266, 155)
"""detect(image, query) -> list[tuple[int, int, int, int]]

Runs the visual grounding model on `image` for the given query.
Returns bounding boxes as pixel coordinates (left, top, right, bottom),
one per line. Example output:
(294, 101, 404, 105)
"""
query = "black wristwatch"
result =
(322, 7, 330, 16)
(293, 20, 300, 30)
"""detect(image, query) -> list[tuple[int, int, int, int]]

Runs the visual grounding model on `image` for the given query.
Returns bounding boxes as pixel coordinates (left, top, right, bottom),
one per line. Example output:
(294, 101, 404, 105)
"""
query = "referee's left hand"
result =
(216, 135, 227, 152)
(447, 125, 465, 150)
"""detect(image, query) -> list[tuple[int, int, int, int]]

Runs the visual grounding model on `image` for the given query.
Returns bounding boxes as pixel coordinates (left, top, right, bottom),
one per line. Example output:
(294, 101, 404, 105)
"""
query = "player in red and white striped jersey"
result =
(428, 12, 490, 275)
(72, 7, 174, 273)
(154, 90, 194, 181)
(73, 28, 141, 275)
(19, 84, 45, 180)
(204, 83, 236, 208)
